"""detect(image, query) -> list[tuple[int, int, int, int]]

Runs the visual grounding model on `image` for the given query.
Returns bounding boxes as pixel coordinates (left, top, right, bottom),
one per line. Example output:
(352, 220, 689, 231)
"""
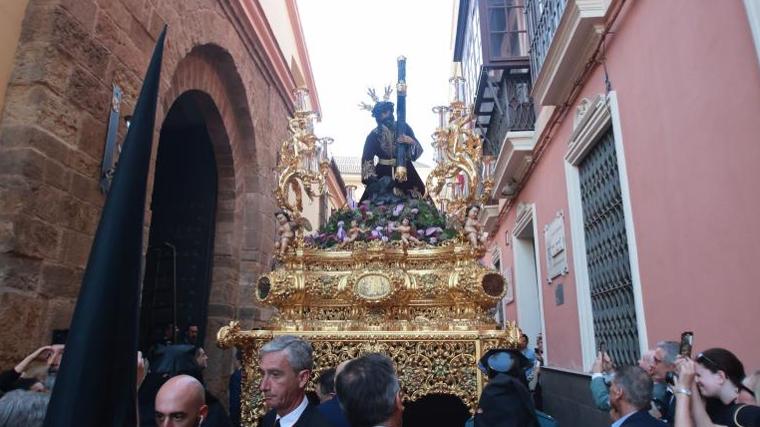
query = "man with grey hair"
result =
(335, 353, 404, 427)
(608, 366, 663, 426)
(652, 341, 679, 384)
(0, 389, 50, 427)
(258, 336, 331, 427)
(652, 340, 679, 422)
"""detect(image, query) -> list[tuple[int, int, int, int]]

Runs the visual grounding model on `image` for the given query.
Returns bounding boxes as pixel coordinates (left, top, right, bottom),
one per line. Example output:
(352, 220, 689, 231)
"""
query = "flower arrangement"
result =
(307, 198, 458, 249)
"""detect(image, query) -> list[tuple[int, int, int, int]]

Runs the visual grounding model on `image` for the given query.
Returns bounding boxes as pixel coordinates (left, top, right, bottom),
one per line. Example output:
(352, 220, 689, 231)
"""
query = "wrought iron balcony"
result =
(484, 71, 536, 155)
(526, 0, 567, 80)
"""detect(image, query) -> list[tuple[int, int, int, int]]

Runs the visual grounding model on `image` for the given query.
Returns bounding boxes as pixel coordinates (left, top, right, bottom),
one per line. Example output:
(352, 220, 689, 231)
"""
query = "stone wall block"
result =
(39, 263, 81, 299)
(70, 173, 104, 207)
(0, 125, 71, 163)
(207, 303, 234, 319)
(60, 0, 98, 32)
(59, 198, 99, 234)
(209, 266, 236, 304)
(60, 230, 93, 269)
(0, 176, 34, 217)
(77, 113, 107, 161)
(65, 148, 100, 180)
(10, 43, 71, 97)
(4, 86, 81, 144)
(127, 14, 156, 57)
(18, 5, 57, 45)
(203, 315, 233, 402)
(121, 0, 152, 29)
(98, 0, 133, 36)
(66, 67, 110, 119)
(0, 253, 42, 292)
(28, 185, 64, 224)
(14, 217, 62, 260)
(51, 7, 110, 80)
(43, 298, 77, 335)
(43, 157, 71, 192)
(0, 221, 14, 253)
(0, 148, 46, 182)
(0, 292, 47, 369)
(95, 11, 147, 79)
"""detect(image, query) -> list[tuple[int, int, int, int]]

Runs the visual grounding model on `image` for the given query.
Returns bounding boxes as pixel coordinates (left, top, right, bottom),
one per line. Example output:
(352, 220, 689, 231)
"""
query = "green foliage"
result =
(307, 198, 458, 248)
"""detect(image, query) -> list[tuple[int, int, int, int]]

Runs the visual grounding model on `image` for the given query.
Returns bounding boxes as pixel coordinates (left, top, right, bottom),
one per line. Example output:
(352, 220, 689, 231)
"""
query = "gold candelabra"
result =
(274, 87, 332, 246)
(426, 76, 495, 221)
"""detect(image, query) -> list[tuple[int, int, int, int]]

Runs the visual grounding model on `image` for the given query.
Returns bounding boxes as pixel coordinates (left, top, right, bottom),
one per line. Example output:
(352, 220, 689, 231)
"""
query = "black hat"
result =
(151, 344, 198, 376)
(475, 372, 538, 427)
(478, 348, 530, 378)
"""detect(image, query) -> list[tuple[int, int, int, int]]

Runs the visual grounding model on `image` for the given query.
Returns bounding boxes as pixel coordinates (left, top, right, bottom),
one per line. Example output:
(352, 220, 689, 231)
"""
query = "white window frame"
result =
(563, 91, 647, 371)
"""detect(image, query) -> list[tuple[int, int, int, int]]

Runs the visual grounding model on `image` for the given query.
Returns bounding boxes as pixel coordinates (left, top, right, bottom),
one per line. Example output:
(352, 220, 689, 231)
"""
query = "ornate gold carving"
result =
(273, 88, 331, 259)
(217, 327, 521, 424)
(223, 81, 520, 427)
(355, 274, 392, 300)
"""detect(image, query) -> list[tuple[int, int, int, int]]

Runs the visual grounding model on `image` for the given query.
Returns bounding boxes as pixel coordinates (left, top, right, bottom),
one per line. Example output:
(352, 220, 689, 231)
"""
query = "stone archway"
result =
(140, 90, 221, 353)
(156, 43, 258, 396)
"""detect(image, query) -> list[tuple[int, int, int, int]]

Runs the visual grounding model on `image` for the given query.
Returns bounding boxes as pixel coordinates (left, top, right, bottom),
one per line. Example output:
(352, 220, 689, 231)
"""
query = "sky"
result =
(297, 0, 457, 166)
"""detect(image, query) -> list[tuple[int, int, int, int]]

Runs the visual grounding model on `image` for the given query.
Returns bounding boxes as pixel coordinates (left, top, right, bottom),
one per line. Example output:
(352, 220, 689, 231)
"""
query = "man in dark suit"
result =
(609, 366, 666, 426)
(258, 336, 331, 427)
(317, 363, 350, 427)
(335, 353, 404, 427)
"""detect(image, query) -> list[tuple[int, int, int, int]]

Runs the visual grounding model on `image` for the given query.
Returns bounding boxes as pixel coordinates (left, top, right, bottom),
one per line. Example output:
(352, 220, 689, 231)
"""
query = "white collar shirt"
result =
(275, 395, 309, 427)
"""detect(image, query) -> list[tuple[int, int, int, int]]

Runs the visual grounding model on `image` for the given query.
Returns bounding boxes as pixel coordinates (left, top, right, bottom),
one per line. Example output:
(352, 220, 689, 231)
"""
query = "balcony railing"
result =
(526, 0, 567, 79)
(485, 72, 536, 154)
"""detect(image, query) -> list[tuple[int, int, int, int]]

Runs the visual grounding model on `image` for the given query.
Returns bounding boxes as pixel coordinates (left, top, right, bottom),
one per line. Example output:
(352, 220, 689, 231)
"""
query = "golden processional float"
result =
(217, 70, 522, 426)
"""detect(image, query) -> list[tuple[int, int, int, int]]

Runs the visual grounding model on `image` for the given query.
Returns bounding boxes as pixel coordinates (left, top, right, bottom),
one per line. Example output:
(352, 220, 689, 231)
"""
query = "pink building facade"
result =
(456, 0, 760, 424)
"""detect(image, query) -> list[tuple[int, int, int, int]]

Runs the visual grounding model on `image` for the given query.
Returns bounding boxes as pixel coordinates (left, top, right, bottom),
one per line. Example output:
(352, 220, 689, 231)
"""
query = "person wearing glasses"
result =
(674, 348, 760, 427)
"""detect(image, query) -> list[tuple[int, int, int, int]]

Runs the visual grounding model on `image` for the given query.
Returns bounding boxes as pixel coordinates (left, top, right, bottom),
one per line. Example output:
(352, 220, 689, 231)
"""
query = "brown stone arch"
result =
(156, 43, 258, 395)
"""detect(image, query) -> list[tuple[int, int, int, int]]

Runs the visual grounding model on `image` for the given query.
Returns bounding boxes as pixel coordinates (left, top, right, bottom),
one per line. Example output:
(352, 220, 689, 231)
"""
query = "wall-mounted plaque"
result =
(544, 211, 569, 282)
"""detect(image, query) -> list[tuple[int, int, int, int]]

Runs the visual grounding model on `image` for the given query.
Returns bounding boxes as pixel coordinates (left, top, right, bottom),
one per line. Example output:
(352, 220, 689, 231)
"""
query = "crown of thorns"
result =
(358, 86, 393, 112)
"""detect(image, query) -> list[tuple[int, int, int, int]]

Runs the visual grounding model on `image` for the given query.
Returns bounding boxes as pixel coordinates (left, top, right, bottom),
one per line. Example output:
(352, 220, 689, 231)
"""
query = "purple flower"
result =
(411, 208, 419, 215)
(417, 229, 425, 236)
(336, 221, 347, 241)
(430, 237, 438, 244)
(381, 236, 389, 242)
(393, 203, 405, 216)
(425, 227, 442, 236)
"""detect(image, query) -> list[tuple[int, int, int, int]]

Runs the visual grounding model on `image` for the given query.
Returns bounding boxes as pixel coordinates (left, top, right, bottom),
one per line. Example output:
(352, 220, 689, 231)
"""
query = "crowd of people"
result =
(1, 326, 759, 427)
(589, 340, 760, 426)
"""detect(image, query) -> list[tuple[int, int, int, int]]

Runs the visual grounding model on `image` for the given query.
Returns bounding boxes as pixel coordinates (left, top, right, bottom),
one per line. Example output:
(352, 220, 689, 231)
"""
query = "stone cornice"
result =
(221, 0, 298, 110)
(531, 0, 615, 106)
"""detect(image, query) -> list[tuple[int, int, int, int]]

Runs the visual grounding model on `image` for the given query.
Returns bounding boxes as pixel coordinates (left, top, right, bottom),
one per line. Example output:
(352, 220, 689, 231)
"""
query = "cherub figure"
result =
(393, 217, 421, 246)
(340, 219, 367, 247)
(274, 210, 295, 257)
(464, 205, 485, 248)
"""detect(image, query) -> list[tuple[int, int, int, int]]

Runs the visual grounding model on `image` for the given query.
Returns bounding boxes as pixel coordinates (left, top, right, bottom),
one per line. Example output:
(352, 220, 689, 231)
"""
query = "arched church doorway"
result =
(403, 393, 471, 427)
(139, 90, 219, 352)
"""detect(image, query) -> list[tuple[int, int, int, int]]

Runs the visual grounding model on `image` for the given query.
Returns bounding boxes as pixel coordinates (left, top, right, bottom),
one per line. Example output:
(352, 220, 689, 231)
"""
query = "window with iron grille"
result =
(578, 126, 641, 366)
